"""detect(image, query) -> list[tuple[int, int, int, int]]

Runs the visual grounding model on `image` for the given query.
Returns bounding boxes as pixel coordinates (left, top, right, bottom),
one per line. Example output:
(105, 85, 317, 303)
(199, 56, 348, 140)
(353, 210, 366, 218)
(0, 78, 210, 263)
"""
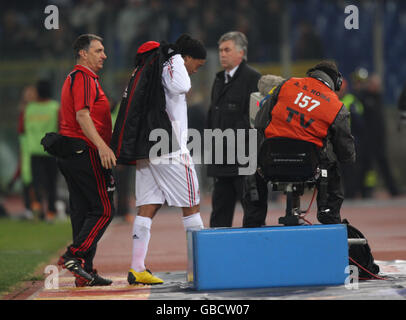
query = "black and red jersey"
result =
(59, 64, 111, 148)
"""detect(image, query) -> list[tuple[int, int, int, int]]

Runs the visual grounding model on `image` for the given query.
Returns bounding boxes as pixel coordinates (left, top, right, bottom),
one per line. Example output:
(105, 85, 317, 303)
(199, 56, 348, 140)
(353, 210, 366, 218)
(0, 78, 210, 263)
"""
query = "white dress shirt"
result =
(225, 64, 239, 83)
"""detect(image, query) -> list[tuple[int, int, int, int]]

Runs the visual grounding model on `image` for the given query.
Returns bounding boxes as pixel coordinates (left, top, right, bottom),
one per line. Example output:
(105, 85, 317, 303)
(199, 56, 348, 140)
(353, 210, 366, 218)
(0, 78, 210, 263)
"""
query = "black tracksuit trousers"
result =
(57, 147, 115, 272)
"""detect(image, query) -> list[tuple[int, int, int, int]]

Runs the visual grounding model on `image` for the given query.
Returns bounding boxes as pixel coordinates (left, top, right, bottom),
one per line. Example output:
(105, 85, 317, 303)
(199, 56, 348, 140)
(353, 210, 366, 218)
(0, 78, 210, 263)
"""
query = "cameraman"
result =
(247, 61, 355, 225)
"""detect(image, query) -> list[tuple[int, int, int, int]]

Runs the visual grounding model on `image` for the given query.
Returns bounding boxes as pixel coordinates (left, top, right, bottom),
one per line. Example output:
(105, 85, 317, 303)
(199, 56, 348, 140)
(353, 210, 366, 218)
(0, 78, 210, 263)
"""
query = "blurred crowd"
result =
(0, 0, 321, 64)
(338, 69, 401, 199)
(5, 81, 61, 221)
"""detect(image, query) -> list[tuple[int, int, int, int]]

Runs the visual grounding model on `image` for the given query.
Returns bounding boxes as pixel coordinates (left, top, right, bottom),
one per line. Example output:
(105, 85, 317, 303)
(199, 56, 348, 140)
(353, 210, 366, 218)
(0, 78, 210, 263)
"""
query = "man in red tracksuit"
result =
(57, 34, 117, 287)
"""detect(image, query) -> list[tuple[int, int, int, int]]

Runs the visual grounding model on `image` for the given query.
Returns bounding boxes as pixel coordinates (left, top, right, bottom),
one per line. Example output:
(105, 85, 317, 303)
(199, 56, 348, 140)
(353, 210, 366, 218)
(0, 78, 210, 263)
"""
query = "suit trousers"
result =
(209, 176, 244, 227)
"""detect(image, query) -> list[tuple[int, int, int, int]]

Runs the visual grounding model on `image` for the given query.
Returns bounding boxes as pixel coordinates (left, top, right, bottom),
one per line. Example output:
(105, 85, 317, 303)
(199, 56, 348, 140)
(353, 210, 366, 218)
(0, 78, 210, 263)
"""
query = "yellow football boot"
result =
(127, 268, 164, 285)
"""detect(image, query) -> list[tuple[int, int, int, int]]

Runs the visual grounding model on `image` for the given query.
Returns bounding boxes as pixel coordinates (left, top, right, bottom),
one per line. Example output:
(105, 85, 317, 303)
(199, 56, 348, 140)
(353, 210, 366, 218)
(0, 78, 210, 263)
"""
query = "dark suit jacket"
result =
(206, 60, 261, 176)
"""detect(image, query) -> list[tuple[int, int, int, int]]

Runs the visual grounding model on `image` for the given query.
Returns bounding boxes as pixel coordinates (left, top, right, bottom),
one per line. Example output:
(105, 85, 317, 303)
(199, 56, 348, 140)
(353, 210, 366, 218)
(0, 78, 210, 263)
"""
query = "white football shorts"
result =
(135, 153, 200, 208)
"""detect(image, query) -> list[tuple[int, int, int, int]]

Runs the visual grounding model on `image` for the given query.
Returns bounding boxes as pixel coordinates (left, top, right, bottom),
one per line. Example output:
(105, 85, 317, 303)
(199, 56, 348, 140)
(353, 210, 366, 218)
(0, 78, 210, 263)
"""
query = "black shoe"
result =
(88, 269, 113, 286)
(75, 269, 112, 287)
(58, 255, 94, 283)
(317, 208, 341, 224)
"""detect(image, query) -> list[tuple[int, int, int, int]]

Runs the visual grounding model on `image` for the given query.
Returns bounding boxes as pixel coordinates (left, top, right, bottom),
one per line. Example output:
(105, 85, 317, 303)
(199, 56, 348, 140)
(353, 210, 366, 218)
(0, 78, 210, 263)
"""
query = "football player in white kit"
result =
(128, 34, 207, 285)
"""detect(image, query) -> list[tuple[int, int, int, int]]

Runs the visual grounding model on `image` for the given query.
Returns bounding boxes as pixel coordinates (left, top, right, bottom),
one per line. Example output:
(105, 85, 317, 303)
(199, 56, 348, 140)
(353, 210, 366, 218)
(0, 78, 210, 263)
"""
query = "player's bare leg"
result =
(138, 203, 162, 219)
(182, 204, 204, 231)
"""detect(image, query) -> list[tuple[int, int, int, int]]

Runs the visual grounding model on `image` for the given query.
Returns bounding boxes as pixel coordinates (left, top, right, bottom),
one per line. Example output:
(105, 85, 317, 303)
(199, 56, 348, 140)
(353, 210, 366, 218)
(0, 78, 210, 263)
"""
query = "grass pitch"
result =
(0, 218, 71, 298)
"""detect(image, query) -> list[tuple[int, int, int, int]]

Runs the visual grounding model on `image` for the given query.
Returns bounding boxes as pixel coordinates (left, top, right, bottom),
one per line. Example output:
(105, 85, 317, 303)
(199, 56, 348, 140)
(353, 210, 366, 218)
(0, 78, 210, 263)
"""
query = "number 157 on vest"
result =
(294, 92, 321, 112)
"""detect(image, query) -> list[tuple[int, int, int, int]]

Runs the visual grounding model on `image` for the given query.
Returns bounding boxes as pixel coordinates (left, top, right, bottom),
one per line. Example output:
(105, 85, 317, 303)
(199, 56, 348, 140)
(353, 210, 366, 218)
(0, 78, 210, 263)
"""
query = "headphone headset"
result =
(307, 67, 343, 92)
(335, 72, 343, 91)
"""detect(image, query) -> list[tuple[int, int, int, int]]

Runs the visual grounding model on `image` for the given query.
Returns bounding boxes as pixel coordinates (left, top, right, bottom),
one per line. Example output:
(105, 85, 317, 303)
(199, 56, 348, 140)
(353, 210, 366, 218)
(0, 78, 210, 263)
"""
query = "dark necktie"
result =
(225, 73, 232, 84)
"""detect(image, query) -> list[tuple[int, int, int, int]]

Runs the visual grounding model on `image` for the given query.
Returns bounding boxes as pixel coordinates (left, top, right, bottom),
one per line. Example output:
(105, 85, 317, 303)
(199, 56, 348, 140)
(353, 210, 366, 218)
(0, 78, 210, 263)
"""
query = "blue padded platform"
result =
(188, 224, 348, 290)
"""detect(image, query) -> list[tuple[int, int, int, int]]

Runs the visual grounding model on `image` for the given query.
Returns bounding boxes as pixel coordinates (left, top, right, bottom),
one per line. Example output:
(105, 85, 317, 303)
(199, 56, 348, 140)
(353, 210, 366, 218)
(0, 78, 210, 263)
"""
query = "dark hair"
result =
(308, 60, 339, 80)
(73, 34, 103, 59)
(175, 34, 206, 60)
(313, 60, 338, 73)
(36, 79, 52, 99)
(307, 60, 342, 91)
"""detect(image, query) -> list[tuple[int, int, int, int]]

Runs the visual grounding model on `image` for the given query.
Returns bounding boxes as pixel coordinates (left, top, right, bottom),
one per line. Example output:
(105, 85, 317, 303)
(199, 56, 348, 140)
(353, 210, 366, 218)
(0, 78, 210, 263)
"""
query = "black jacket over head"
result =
(206, 60, 261, 176)
(111, 42, 178, 164)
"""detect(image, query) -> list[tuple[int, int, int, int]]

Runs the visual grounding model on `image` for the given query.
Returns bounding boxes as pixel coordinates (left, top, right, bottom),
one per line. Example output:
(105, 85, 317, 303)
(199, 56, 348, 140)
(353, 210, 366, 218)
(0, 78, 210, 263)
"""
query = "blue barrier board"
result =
(189, 224, 348, 290)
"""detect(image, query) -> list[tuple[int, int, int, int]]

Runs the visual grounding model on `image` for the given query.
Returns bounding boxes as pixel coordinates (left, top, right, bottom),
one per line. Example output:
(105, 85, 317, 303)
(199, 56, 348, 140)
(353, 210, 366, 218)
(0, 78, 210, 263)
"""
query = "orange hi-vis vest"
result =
(264, 77, 343, 147)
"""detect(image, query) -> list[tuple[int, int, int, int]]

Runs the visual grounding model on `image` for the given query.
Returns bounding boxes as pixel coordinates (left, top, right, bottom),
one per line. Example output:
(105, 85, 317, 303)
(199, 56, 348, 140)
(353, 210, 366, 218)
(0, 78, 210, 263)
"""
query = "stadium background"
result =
(0, 0, 405, 196)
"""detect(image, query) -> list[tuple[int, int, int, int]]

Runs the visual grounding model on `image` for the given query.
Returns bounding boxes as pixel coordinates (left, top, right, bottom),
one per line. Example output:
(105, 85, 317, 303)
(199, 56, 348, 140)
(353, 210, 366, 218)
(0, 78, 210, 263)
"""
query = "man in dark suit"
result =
(206, 31, 261, 227)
